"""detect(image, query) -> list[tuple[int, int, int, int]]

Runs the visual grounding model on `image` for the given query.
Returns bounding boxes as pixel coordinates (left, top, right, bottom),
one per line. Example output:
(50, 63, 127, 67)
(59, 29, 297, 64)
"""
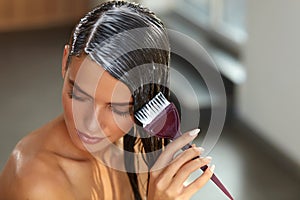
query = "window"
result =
(171, 0, 247, 84)
(174, 0, 247, 50)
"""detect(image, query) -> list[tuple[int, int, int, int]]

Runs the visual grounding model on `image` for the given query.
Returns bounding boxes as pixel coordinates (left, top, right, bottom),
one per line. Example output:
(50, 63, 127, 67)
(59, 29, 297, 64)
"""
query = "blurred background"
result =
(0, 0, 299, 199)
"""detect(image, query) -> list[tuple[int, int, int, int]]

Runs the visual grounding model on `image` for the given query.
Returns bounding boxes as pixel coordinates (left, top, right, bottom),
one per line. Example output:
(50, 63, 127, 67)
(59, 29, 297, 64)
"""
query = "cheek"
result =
(104, 112, 134, 136)
(62, 86, 76, 131)
(114, 117, 134, 133)
(63, 97, 75, 136)
(62, 90, 72, 121)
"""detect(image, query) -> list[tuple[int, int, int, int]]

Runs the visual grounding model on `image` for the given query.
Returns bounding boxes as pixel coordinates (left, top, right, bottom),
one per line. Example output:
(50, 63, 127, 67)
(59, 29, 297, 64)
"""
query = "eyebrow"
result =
(68, 78, 93, 99)
(68, 78, 134, 106)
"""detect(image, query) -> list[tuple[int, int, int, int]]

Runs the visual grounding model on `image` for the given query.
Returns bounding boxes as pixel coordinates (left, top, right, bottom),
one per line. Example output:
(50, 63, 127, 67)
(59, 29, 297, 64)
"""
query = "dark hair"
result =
(67, 1, 170, 199)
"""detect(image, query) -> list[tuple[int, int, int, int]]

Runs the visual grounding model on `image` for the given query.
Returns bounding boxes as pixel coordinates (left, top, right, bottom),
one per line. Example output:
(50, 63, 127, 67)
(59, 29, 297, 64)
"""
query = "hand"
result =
(147, 129, 215, 200)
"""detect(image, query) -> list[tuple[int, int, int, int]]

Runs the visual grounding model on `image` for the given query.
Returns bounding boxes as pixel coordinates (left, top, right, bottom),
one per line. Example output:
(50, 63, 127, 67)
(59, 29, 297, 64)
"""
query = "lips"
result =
(76, 130, 104, 144)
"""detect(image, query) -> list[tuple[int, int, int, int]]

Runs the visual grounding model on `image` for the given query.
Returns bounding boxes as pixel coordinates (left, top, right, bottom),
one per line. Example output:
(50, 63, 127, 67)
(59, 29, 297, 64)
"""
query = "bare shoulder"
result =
(0, 134, 75, 199)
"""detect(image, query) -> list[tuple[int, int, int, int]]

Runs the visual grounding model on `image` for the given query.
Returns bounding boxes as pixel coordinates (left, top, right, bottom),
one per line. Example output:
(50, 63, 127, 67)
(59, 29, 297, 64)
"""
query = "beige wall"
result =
(0, 0, 89, 31)
(237, 0, 300, 165)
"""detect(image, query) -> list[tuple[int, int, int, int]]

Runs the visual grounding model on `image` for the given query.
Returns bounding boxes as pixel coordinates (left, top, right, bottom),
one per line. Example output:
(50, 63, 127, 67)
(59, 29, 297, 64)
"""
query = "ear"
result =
(62, 45, 70, 79)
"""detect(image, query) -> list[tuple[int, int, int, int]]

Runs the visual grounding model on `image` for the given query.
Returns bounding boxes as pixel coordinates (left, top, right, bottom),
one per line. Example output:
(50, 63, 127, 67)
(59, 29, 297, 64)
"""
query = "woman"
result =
(0, 1, 214, 199)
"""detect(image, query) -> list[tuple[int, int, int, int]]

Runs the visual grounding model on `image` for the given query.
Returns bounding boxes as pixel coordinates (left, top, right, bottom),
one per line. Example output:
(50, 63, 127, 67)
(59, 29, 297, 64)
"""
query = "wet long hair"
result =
(66, 1, 170, 199)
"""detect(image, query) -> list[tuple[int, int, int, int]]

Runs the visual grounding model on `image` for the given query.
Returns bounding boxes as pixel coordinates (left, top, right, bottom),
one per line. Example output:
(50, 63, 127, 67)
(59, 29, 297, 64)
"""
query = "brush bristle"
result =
(135, 92, 170, 126)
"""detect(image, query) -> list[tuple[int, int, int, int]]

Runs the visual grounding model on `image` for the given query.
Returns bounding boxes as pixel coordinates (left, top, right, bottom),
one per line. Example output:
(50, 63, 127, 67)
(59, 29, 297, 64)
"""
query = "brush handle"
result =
(200, 165, 234, 200)
(180, 142, 234, 200)
(141, 100, 233, 199)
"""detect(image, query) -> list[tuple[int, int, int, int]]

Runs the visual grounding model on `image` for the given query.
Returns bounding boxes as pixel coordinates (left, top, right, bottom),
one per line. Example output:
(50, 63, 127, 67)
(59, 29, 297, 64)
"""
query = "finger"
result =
(155, 147, 204, 187)
(182, 164, 215, 198)
(172, 143, 199, 159)
(170, 156, 212, 190)
(151, 128, 200, 172)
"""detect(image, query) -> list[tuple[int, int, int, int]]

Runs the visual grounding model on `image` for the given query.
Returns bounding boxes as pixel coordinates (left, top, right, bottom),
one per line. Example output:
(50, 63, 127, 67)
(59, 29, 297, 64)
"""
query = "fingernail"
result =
(204, 156, 212, 162)
(189, 128, 200, 136)
(210, 164, 215, 173)
(197, 147, 205, 152)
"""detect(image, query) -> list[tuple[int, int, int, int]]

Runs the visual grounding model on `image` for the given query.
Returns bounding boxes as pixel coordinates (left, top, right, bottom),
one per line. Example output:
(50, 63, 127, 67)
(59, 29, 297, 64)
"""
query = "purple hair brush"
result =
(135, 92, 234, 200)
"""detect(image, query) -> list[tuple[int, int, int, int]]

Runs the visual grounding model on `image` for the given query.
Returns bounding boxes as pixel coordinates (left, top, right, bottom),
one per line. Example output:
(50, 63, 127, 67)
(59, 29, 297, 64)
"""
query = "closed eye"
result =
(108, 104, 133, 117)
(68, 78, 93, 102)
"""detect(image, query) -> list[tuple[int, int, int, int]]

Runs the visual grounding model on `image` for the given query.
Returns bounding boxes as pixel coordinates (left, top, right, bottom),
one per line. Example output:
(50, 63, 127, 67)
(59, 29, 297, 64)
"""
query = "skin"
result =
(0, 45, 214, 200)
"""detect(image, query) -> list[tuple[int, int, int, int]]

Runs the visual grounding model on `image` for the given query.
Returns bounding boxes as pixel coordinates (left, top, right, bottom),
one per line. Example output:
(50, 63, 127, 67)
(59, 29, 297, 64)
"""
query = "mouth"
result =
(76, 130, 105, 145)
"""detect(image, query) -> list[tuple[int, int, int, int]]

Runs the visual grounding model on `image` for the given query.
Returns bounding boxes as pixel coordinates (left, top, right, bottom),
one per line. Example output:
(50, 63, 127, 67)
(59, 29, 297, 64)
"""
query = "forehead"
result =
(69, 56, 132, 103)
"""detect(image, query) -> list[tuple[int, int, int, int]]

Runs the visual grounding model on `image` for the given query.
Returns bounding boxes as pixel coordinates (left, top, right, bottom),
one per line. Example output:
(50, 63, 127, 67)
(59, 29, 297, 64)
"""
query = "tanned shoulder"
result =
(0, 139, 75, 200)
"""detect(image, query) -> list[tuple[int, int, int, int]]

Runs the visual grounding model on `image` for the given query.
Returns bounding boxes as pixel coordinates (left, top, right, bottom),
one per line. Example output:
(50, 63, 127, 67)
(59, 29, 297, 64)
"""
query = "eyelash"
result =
(68, 89, 132, 118)
(68, 90, 88, 101)
(108, 105, 132, 118)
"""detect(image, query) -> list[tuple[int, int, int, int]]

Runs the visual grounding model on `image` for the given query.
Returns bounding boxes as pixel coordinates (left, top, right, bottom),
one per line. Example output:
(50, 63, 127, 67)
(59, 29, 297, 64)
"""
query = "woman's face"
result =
(62, 51, 134, 153)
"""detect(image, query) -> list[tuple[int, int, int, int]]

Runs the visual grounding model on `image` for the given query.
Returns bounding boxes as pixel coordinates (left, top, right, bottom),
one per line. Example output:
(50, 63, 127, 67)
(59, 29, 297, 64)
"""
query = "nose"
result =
(85, 112, 99, 134)
(84, 106, 107, 135)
